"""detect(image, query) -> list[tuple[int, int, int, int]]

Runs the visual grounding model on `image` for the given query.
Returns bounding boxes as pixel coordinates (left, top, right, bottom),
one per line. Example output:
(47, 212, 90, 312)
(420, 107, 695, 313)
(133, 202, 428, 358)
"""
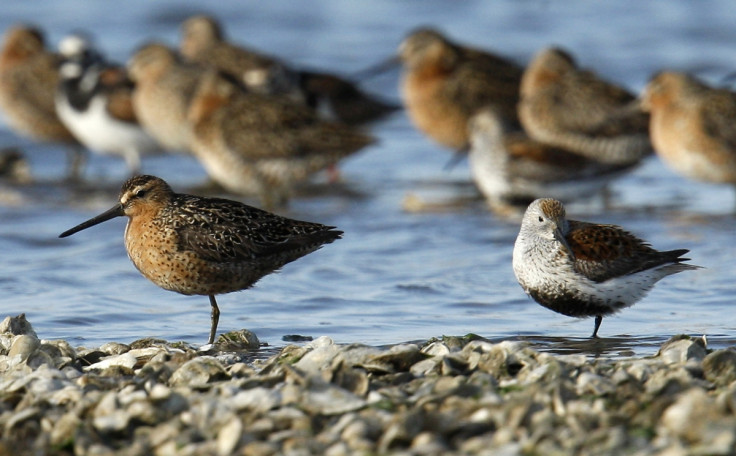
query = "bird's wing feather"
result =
(174, 196, 340, 263)
(567, 220, 685, 282)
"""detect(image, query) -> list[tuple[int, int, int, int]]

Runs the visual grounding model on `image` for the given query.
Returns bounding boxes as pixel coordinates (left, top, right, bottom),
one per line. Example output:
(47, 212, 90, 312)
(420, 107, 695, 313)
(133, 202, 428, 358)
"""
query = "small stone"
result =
(83, 353, 137, 372)
(99, 342, 131, 355)
(324, 441, 349, 456)
(8, 334, 40, 362)
(410, 431, 448, 453)
(231, 387, 282, 413)
(410, 358, 441, 377)
(48, 386, 83, 406)
(129, 337, 167, 349)
(93, 393, 130, 433)
(4, 407, 39, 432)
(576, 372, 616, 396)
(421, 342, 450, 357)
(228, 362, 256, 378)
(50, 412, 80, 448)
(441, 354, 470, 375)
(703, 349, 736, 387)
(300, 378, 366, 415)
(364, 344, 424, 373)
(334, 344, 382, 368)
(216, 416, 243, 456)
(660, 388, 717, 442)
(148, 383, 172, 401)
(294, 340, 341, 375)
(282, 334, 313, 342)
(40, 339, 77, 360)
(657, 335, 707, 364)
(242, 441, 278, 456)
(215, 329, 260, 350)
(0, 314, 37, 337)
(169, 357, 229, 387)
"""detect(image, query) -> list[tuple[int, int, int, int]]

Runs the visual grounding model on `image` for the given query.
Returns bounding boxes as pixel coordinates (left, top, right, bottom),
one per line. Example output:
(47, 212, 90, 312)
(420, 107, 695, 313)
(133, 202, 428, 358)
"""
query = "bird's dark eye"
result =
(134, 189, 147, 198)
(538, 216, 544, 222)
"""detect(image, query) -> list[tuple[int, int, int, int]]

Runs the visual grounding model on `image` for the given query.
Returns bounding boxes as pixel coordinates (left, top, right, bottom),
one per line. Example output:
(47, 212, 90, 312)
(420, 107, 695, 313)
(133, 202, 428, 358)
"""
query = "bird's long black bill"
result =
(350, 55, 401, 81)
(59, 203, 125, 238)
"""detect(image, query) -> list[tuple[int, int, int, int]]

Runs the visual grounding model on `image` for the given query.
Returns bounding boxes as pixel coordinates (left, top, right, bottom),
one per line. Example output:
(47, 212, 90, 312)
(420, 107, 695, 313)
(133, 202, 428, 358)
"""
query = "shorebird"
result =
(0, 25, 81, 174)
(55, 34, 160, 175)
(59, 174, 342, 345)
(518, 47, 651, 165)
(641, 71, 736, 192)
(297, 69, 400, 126)
(0, 147, 30, 182)
(187, 70, 375, 206)
(127, 43, 212, 153)
(468, 108, 635, 213)
(179, 14, 398, 125)
(398, 27, 523, 152)
(512, 198, 699, 337)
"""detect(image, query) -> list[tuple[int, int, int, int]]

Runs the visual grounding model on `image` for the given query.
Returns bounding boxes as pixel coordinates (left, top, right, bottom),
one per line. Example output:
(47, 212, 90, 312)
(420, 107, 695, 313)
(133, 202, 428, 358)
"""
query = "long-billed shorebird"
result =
(59, 175, 342, 345)
(641, 71, 736, 197)
(518, 47, 651, 165)
(398, 27, 523, 152)
(0, 25, 82, 175)
(187, 70, 374, 206)
(179, 14, 398, 126)
(127, 43, 212, 153)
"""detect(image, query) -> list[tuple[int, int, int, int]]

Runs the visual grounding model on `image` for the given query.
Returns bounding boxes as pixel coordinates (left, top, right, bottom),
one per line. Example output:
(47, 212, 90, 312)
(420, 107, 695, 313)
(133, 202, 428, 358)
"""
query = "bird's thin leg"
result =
(67, 146, 88, 181)
(208, 295, 220, 345)
(591, 315, 602, 338)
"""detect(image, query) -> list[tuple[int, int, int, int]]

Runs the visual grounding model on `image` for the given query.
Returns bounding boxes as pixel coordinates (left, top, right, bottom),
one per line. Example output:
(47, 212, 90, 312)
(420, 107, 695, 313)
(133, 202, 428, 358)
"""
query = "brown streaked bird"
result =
(0, 25, 81, 172)
(55, 34, 160, 175)
(179, 14, 296, 96)
(127, 42, 214, 153)
(518, 47, 651, 165)
(58, 174, 342, 345)
(179, 14, 397, 126)
(187, 70, 375, 207)
(641, 71, 736, 191)
(297, 70, 400, 126)
(398, 26, 523, 152)
(513, 198, 699, 338)
(468, 108, 635, 213)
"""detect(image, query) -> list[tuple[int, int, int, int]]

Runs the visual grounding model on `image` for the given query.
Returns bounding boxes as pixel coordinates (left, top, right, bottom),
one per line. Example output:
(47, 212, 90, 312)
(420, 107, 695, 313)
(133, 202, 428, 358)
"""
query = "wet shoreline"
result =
(1, 314, 735, 455)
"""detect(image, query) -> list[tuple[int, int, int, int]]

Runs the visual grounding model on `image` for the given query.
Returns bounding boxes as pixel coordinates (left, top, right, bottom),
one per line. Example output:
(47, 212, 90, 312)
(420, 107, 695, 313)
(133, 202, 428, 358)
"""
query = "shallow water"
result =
(0, 1, 735, 358)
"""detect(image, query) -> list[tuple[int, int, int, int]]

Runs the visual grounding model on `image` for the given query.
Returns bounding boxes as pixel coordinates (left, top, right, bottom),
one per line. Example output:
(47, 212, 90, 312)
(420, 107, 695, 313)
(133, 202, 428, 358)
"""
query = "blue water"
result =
(0, 1, 735, 357)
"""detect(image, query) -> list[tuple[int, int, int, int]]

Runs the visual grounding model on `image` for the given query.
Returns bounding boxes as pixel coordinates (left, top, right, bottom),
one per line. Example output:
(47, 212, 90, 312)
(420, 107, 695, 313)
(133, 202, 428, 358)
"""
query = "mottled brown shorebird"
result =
(179, 14, 398, 125)
(0, 25, 81, 172)
(127, 43, 212, 153)
(187, 70, 375, 206)
(518, 47, 651, 165)
(398, 27, 523, 152)
(513, 198, 699, 337)
(468, 108, 635, 213)
(180, 14, 295, 96)
(641, 71, 736, 192)
(59, 174, 342, 345)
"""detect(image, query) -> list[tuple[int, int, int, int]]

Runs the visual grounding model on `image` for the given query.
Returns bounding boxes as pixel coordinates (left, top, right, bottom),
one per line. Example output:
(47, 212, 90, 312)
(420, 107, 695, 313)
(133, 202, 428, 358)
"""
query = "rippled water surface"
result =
(1, 1, 735, 358)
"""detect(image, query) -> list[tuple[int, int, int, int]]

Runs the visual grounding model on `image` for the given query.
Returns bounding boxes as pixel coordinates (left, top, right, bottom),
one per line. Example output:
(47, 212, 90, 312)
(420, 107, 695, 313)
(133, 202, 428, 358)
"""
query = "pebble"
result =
(0, 316, 734, 454)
